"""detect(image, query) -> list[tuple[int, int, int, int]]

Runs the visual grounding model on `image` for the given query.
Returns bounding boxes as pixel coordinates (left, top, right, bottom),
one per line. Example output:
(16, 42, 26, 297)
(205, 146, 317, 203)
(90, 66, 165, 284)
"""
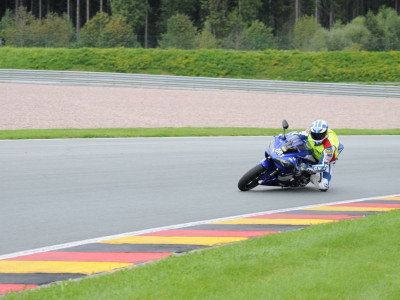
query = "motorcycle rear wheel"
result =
(238, 164, 267, 191)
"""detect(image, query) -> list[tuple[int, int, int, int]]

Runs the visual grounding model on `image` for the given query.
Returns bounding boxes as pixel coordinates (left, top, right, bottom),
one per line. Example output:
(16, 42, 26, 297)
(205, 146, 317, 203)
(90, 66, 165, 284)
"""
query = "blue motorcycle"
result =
(238, 120, 318, 191)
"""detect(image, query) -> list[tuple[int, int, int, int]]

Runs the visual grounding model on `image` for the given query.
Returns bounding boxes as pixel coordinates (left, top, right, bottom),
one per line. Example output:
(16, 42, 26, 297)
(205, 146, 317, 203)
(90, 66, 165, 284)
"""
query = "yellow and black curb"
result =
(1, 195, 399, 295)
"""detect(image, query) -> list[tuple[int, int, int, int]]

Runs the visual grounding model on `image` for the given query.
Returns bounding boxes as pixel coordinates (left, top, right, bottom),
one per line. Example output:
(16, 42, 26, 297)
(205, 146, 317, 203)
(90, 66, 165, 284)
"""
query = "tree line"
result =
(1, 0, 400, 50)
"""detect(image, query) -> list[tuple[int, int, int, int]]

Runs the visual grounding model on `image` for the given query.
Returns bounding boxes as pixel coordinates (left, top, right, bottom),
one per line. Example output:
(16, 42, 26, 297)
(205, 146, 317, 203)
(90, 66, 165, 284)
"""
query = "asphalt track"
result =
(1, 135, 400, 256)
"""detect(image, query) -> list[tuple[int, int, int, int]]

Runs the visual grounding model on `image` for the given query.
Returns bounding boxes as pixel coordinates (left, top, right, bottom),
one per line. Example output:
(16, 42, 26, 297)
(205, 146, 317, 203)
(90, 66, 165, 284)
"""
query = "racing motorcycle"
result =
(238, 120, 317, 191)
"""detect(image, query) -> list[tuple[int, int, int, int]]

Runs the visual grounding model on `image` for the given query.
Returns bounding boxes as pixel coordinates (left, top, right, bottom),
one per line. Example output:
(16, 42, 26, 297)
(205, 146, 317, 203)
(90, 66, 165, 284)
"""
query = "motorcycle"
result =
(238, 120, 318, 191)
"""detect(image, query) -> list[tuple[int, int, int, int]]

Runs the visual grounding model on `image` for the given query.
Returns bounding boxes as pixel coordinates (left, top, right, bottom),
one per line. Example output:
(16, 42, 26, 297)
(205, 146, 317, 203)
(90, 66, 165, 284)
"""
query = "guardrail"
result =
(1, 69, 399, 98)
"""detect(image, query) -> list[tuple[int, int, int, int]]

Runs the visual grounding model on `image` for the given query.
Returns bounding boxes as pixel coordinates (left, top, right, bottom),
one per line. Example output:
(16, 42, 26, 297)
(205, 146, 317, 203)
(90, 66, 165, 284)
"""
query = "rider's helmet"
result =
(310, 120, 328, 145)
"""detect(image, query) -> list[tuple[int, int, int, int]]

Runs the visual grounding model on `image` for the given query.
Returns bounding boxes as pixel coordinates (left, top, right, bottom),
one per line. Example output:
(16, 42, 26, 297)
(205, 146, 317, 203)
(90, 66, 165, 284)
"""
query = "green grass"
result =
(0, 127, 399, 140)
(2, 48, 400, 83)
(5, 209, 400, 299)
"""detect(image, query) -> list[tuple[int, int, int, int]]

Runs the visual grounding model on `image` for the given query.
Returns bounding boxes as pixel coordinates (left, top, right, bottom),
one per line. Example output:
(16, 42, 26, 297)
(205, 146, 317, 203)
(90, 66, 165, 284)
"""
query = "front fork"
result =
(259, 158, 279, 184)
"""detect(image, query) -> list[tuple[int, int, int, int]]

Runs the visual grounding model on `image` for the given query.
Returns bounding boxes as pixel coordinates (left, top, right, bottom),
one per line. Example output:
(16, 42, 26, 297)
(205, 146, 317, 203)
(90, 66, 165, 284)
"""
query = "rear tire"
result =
(238, 164, 267, 191)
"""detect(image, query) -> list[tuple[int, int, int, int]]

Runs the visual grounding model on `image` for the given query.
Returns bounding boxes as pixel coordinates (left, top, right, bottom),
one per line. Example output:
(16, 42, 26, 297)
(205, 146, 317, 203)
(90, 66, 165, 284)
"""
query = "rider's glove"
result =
(306, 167, 317, 174)
(299, 163, 309, 171)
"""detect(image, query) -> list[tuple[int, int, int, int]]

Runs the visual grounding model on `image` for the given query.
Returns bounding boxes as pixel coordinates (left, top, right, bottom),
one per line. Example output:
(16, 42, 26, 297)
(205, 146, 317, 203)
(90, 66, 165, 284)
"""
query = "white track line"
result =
(1, 193, 399, 261)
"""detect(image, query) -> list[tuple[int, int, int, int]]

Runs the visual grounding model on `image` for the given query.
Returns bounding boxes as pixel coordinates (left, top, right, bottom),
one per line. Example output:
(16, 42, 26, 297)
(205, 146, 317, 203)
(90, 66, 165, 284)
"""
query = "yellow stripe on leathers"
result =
(211, 218, 334, 225)
(101, 236, 247, 246)
(306, 206, 397, 212)
(375, 197, 400, 201)
(0, 261, 132, 274)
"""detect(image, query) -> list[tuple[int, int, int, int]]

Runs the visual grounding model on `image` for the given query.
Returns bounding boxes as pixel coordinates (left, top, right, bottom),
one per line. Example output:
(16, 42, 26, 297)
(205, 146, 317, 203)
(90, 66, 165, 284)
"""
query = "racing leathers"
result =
(298, 129, 342, 191)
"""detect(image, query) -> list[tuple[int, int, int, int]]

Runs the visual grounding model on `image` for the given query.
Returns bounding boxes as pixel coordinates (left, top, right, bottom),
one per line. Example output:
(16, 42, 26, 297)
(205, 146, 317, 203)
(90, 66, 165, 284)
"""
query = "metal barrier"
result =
(0, 69, 399, 98)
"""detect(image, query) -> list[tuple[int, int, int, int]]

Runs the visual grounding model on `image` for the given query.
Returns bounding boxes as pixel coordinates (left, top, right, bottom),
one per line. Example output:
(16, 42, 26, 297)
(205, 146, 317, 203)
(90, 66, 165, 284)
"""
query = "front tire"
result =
(238, 164, 267, 191)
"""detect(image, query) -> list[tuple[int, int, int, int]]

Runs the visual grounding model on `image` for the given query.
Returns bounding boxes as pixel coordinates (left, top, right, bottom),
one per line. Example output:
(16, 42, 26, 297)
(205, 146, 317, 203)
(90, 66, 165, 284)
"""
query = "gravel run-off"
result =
(1, 82, 399, 130)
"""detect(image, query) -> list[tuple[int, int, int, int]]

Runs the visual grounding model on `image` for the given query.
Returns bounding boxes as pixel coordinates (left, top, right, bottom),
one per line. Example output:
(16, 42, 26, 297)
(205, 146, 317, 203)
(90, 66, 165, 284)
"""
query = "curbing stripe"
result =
(2, 193, 399, 261)
(1, 193, 399, 295)
(306, 206, 397, 212)
(4, 252, 172, 263)
(331, 202, 400, 208)
(100, 236, 248, 246)
(0, 261, 132, 275)
(57, 243, 208, 254)
(0, 273, 85, 285)
(0, 284, 36, 294)
(211, 218, 335, 225)
(247, 213, 362, 220)
(138, 230, 278, 237)
(376, 196, 400, 200)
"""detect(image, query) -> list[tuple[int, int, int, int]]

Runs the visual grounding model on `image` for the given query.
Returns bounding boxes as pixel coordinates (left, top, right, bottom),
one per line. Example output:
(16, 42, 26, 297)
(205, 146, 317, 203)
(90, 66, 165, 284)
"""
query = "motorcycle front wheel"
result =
(238, 164, 267, 191)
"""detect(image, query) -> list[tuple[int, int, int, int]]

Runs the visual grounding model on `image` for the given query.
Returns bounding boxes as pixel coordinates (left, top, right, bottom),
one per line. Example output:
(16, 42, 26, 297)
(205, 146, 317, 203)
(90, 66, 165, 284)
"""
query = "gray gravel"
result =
(2, 82, 399, 130)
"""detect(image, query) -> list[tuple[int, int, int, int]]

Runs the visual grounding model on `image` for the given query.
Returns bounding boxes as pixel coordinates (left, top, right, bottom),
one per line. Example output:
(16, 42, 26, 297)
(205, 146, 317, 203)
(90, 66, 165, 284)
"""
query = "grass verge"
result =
(5, 209, 400, 299)
(0, 127, 399, 140)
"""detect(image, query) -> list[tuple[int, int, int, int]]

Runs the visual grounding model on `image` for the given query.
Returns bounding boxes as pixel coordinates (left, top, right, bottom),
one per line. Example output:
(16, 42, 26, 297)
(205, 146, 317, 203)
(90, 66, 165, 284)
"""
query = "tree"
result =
(159, 0, 198, 32)
(159, 13, 197, 49)
(363, 10, 385, 51)
(103, 16, 138, 47)
(241, 20, 275, 50)
(0, 9, 14, 36)
(224, 8, 246, 50)
(76, 0, 80, 34)
(236, 0, 262, 26)
(3, 6, 36, 47)
(79, 12, 109, 47)
(342, 16, 370, 50)
(37, 12, 74, 47)
(325, 21, 350, 50)
(376, 7, 400, 50)
(197, 20, 218, 49)
(111, 0, 149, 34)
(201, 0, 230, 38)
(293, 15, 323, 51)
(80, 12, 136, 48)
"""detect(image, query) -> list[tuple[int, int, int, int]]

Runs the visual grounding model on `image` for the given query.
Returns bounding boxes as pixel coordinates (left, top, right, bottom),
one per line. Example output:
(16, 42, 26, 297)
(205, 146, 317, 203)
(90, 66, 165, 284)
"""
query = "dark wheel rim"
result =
(245, 170, 266, 190)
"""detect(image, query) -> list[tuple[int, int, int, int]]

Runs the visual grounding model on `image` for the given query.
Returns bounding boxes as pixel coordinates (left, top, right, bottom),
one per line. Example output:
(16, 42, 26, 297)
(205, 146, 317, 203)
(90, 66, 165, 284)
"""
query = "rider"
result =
(299, 120, 342, 192)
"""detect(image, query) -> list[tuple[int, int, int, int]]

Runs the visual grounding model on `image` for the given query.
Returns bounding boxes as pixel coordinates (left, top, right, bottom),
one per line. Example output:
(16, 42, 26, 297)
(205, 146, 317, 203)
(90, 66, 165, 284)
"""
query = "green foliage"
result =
(159, 14, 197, 49)
(326, 22, 351, 51)
(1, 47, 400, 83)
(201, 0, 230, 38)
(2, 6, 35, 47)
(293, 15, 323, 51)
(236, 0, 263, 26)
(3, 4, 400, 52)
(159, 0, 198, 32)
(0, 9, 13, 36)
(80, 13, 137, 48)
(198, 21, 218, 49)
(376, 7, 400, 50)
(364, 10, 386, 51)
(1, 7, 74, 48)
(36, 13, 74, 47)
(224, 9, 246, 50)
(79, 13, 110, 48)
(111, 0, 149, 34)
(241, 20, 275, 50)
(3, 2, 400, 52)
(103, 17, 138, 48)
(341, 17, 371, 51)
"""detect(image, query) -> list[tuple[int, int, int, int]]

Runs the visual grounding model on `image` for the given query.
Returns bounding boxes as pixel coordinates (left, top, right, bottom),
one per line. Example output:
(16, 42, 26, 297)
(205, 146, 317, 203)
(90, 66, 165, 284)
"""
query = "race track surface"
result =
(1, 135, 399, 256)
(1, 135, 400, 294)
(1, 194, 400, 294)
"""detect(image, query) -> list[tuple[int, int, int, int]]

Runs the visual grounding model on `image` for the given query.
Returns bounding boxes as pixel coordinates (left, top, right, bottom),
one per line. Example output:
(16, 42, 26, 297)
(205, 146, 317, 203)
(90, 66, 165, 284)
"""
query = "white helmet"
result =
(310, 120, 328, 145)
